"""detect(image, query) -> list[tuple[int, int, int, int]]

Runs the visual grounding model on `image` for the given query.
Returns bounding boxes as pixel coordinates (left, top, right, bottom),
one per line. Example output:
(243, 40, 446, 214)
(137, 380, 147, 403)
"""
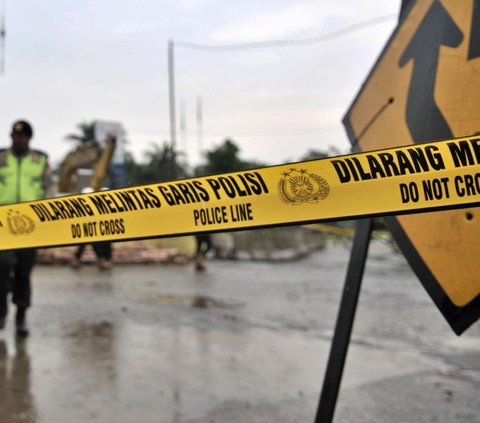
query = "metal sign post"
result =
(315, 218, 373, 423)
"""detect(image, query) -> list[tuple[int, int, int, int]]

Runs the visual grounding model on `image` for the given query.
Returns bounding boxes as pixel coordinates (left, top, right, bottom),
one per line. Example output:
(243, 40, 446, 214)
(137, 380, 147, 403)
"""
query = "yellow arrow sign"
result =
(1, 137, 479, 256)
(344, 0, 480, 334)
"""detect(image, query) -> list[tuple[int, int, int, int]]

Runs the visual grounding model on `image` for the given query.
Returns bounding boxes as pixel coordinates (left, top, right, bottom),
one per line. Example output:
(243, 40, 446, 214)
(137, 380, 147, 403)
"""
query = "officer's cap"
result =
(11, 120, 33, 138)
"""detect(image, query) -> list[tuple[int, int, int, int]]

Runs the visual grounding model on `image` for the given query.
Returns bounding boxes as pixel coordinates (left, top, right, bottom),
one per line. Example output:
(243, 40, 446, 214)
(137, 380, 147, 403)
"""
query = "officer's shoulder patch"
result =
(31, 149, 47, 157)
(0, 149, 7, 166)
(30, 149, 48, 163)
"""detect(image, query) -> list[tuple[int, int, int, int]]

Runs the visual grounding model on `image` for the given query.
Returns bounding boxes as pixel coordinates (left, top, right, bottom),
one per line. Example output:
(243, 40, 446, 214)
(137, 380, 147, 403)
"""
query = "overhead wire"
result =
(175, 14, 397, 52)
(171, 12, 398, 159)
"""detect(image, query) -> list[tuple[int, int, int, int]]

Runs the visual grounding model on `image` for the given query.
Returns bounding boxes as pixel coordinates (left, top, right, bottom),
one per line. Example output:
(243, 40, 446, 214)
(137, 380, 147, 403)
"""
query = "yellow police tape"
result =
(1, 135, 480, 251)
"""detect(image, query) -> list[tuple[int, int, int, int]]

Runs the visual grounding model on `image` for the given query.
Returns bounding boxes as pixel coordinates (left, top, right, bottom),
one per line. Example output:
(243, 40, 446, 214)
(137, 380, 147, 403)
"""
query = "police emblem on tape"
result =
(278, 168, 330, 205)
(7, 210, 35, 235)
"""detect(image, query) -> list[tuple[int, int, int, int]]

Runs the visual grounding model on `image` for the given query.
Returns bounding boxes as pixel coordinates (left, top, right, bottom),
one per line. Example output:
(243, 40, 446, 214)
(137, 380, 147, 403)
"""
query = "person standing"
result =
(194, 234, 212, 271)
(69, 187, 113, 271)
(0, 120, 50, 337)
(69, 241, 113, 271)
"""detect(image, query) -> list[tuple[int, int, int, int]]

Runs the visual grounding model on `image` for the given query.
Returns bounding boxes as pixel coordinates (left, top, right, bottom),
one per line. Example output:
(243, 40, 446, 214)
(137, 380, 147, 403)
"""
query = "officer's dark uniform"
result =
(0, 120, 49, 337)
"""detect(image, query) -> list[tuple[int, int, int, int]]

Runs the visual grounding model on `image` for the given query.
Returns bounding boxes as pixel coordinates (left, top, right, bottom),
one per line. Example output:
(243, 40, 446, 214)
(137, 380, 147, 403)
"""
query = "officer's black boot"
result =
(15, 307, 29, 337)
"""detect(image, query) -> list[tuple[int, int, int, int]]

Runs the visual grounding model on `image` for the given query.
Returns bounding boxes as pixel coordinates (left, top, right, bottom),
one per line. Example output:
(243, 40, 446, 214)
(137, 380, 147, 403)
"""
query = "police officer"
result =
(0, 120, 50, 337)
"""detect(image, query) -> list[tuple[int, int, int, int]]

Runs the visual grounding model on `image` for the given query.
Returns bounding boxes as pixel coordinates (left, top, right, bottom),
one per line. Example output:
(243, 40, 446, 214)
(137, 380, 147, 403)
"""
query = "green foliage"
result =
(65, 121, 95, 144)
(299, 149, 329, 161)
(194, 138, 265, 176)
(126, 138, 265, 184)
(125, 142, 188, 185)
(63, 119, 342, 186)
(299, 146, 342, 162)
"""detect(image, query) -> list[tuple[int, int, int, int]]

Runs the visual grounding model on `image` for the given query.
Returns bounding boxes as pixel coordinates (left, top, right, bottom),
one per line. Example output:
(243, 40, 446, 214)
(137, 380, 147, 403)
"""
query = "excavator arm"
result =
(57, 137, 116, 194)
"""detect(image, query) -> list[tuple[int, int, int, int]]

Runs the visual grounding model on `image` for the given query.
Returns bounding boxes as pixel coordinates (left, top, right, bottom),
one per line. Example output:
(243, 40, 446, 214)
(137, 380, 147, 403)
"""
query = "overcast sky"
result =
(0, 1, 400, 168)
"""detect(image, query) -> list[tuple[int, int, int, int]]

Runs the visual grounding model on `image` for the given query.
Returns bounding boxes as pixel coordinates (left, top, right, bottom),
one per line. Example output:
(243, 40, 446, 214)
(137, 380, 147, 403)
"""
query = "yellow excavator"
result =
(57, 135, 116, 194)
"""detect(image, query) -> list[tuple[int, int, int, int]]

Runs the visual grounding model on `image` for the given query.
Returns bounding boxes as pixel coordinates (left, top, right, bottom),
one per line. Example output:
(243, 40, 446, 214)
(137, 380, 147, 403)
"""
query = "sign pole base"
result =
(314, 218, 373, 423)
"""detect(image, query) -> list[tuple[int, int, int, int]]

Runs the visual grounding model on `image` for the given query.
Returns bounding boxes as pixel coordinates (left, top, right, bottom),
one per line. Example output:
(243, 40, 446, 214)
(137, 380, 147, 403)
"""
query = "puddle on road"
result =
(0, 339, 36, 423)
(142, 293, 242, 310)
(0, 316, 452, 423)
(65, 321, 114, 339)
(191, 295, 236, 309)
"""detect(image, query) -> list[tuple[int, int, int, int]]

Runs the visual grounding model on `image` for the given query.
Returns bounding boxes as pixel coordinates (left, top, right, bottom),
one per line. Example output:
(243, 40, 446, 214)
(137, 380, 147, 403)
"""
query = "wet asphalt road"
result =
(0, 240, 478, 423)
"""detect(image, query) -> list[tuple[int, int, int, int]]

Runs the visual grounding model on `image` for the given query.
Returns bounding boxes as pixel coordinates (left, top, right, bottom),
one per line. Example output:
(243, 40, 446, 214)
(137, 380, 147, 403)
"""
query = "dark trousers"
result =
(75, 243, 112, 261)
(195, 235, 212, 256)
(0, 249, 37, 315)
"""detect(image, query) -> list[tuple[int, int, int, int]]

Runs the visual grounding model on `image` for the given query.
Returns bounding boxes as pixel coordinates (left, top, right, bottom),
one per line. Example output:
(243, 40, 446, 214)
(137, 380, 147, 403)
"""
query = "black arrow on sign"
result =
(468, 0, 480, 60)
(399, 0, 463, 143)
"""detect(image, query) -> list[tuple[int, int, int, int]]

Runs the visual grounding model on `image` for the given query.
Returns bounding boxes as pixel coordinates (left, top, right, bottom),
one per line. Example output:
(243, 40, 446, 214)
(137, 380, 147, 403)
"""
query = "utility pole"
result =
(0, 0, 6, 74)
(180, 99, 187, 153)
(196, 96, 203, 152)
(168, 39, 176, 150)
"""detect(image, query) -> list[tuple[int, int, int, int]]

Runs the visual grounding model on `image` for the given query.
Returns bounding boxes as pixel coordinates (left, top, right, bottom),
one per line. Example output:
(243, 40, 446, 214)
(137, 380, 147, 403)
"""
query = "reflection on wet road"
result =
(0, 242, 478, 422)
(0, 339, 35, 422)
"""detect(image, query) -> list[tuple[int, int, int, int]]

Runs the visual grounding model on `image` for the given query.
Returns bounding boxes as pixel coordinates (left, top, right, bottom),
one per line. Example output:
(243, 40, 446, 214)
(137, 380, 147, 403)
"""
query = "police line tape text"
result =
(399, 173, 480, 203)
(193, 202, 253, 226)
(30, 172, 268, 223)
(332, 138, 480, 184)
(71, 218, 125, 239)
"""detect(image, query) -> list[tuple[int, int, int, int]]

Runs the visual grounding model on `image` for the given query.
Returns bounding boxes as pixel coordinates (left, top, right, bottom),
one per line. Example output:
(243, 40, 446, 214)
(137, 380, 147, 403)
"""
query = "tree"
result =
(204, 139, 243, 173)
(57, 121, 102, 192)
(195, 138, 265, 176)
(299, 146, 344, 162)
(125, 142, 188, 185)
(64, 121, 95, 144)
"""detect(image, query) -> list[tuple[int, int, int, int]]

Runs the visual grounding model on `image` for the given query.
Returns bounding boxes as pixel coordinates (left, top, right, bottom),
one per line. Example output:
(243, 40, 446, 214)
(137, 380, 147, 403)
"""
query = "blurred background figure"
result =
(194, 234, 212, 271)
(69, 187, 113, 271)
(59, 121, 125, 271)
(70, 242, 113, 271)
